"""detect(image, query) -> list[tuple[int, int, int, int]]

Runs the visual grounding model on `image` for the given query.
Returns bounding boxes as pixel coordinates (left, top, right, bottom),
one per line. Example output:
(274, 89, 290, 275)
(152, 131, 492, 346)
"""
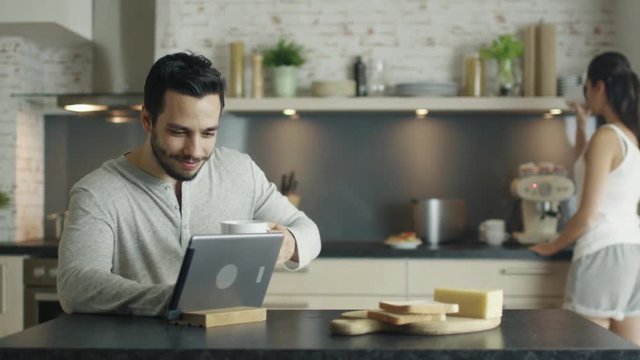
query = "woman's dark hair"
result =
(143, 52, 226, 124)
(588, 51, 640, 141)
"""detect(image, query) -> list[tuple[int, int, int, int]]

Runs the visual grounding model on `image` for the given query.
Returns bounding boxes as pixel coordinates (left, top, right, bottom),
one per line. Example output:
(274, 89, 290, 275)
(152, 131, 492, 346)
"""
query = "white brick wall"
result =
(155, 0, 616, 93)
(0, 37, 90, 242)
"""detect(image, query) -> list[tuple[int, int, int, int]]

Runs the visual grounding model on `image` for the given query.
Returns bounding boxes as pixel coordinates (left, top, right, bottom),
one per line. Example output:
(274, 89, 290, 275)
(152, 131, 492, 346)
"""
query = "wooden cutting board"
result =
(331, 310, 500, 336)
(367, 309, 446, 325)
(379, 300, 459, 314)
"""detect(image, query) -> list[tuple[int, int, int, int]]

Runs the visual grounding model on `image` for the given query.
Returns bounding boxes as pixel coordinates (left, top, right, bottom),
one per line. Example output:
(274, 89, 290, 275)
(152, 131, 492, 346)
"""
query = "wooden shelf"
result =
(224, 96, 569, 114)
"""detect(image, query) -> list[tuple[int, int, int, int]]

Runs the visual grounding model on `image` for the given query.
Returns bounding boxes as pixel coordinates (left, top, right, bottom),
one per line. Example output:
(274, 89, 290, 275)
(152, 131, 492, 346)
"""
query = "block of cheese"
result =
(433, 288, 503, 319)
(379, 300, 459, 315)
(367, 309, 446, 325)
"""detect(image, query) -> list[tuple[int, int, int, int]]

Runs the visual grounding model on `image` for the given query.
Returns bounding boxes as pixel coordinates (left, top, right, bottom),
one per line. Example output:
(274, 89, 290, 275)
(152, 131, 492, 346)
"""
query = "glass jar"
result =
(497, 58, 515, 96)
(367, 59, 386, 96)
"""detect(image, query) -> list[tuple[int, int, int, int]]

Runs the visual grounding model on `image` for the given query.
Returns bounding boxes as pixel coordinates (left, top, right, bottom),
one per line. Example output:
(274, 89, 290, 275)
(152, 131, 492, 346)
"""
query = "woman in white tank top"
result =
(530, 52, 640, 345)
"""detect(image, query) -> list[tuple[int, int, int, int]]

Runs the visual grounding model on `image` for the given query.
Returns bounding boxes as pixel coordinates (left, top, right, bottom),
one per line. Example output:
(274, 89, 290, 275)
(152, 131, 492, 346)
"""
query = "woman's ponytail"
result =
(588, 52, 640, 142)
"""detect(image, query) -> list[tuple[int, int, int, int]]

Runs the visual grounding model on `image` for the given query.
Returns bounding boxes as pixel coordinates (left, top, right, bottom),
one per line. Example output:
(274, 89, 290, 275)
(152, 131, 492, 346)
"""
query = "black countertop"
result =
(0, 310, 636, 359)
(0, 239, 58, 258)
(0, 239, 571, 260)
(320, 240, 572, 260)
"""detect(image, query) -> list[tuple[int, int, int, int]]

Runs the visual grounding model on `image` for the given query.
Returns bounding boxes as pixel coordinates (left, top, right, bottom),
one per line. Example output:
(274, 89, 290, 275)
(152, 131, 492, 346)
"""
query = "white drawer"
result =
(264, 295, 407, 310)
(267, 259, 406, 295)
(408, 259, 569, 297)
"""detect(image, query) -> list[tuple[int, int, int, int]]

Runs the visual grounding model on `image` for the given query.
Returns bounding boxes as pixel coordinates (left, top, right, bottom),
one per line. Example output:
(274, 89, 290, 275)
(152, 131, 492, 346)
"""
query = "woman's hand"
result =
(529, 241, 562, 256)
(570, 101, 592, 128)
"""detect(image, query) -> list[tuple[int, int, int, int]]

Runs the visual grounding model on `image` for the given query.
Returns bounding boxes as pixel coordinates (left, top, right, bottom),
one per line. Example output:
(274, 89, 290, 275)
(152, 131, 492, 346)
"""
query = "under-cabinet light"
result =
(283, 109, 297, 117)
(107, 116, 134, 124)
(64, 104, 109, 112)
(549, 109, 562, 115)
(415, 109, 429, 118)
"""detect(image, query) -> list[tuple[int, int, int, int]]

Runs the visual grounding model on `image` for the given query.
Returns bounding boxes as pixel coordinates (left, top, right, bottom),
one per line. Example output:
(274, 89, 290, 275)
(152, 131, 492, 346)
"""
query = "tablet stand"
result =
(170, 306, 267, 328)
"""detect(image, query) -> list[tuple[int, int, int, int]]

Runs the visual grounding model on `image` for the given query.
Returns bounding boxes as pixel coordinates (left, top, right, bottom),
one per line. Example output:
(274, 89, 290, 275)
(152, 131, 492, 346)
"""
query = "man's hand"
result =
(269, 223, 299, 264)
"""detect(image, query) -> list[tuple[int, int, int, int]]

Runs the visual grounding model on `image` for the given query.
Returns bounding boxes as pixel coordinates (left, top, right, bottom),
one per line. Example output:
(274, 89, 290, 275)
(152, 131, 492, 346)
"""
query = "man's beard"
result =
(150, 130, 211, 182)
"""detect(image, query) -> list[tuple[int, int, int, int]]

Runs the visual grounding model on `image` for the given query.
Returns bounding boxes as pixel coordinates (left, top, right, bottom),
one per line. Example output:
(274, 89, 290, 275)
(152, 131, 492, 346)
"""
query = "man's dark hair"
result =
(143, 52, 225, 124)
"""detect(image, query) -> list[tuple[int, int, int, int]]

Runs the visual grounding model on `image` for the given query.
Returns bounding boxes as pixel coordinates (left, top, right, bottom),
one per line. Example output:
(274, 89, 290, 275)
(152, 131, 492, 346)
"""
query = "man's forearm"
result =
(58, 265, 173, 316)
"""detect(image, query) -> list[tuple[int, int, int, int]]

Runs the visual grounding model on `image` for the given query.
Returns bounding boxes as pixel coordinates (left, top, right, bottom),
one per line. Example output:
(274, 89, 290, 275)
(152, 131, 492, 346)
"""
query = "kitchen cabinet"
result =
(0, 0, 92, 46)
(264, 259, 407, 309)
(407, 259, 569, 309)
(0, 256, 25, 337)
(266, 258, 570, 310)
(225, 96, 569, 114)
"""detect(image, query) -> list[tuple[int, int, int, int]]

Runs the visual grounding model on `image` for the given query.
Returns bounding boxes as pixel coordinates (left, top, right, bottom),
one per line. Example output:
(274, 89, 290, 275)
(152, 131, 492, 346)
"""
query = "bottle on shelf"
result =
(251, 52, 264, 99)
(462, 53, 484, 97)
(229, 41, 245, 97)
(354, 56, 367, 97)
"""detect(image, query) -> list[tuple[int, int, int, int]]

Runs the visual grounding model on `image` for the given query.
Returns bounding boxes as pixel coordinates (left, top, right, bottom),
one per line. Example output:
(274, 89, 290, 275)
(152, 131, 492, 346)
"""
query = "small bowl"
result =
(388, 242, 421, 250)
(311, 80, 356, 97)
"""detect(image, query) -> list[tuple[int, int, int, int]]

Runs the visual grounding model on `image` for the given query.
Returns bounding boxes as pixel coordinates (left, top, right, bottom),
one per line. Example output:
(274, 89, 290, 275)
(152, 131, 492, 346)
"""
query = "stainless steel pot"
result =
(412, 198, 467, 246)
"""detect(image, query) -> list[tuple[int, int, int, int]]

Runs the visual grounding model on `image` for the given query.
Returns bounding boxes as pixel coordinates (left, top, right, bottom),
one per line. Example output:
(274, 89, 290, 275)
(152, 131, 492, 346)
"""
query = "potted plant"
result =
(0, 191, 10, 209)
(480, 34, 524, 96)
(263, 38, 306, 97)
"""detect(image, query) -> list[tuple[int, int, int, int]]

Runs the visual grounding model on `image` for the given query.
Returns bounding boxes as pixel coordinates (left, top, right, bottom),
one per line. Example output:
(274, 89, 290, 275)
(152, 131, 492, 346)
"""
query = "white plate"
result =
(387, 242, 421, 250)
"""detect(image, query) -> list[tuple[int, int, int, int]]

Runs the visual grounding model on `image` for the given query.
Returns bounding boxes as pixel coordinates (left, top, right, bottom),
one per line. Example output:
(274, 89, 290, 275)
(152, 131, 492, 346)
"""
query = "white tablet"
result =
(166, 233, 283, 320)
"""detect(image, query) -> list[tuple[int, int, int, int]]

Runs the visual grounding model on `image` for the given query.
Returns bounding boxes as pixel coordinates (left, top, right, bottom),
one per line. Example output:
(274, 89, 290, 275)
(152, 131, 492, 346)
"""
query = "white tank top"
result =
(573, 123, 640, 260)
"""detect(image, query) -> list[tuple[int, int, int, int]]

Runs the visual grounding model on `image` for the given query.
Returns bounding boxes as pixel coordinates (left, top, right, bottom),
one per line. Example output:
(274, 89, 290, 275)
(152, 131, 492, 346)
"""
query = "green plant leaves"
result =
(479, 34, 523, 61)
(0, 191, 9, 209)
(263, 38, 306, 67)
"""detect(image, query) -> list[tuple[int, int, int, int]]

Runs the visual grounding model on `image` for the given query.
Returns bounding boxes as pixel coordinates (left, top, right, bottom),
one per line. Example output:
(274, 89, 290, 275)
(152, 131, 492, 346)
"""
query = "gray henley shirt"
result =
(57, 147, 321, 316)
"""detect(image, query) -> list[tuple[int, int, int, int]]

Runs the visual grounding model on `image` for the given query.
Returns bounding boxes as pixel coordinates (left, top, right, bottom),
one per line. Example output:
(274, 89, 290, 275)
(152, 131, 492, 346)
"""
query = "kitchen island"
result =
(0, 309, 637, 359)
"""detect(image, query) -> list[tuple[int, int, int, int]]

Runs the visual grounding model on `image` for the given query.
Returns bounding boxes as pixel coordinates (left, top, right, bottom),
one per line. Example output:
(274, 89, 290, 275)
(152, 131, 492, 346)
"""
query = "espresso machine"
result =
(510, 174, 575, 244)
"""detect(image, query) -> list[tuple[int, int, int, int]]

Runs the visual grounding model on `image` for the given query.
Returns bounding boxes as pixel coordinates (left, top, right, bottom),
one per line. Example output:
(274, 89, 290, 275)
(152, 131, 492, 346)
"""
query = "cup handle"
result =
(478, 222, 486, 241)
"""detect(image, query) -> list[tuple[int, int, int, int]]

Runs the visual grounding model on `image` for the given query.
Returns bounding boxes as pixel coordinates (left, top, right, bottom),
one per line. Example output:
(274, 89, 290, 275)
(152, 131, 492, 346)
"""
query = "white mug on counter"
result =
(221, 220, 269, 234)
(479, 219, 508, 246)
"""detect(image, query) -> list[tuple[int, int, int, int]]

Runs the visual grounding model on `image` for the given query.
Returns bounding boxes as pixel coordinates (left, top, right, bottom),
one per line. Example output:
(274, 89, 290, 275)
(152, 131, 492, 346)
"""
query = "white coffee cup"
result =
(479, 219, 507, 245)
(221, 220, 269, 234)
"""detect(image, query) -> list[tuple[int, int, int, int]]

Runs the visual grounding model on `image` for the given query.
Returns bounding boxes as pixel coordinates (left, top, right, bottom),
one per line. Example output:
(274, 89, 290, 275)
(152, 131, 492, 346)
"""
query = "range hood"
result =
(57, 0, 155, 119)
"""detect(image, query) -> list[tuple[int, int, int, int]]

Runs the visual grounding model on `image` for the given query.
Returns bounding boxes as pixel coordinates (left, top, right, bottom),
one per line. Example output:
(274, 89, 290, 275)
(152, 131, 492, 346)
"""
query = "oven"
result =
(24, 258, 65, 328)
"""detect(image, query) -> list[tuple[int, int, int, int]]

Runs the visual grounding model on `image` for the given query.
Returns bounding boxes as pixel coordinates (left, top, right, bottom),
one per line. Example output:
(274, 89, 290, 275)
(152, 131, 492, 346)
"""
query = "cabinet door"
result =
(0, 256, 25, 337)
(267, 259, 406, 296)
(264, 295, 407, 310)
(407, 259, 569, 308)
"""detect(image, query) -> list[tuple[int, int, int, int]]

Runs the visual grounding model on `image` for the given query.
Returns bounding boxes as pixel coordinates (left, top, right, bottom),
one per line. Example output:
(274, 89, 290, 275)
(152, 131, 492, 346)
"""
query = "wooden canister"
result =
(252, 52, 264, 98)
(523, 25, 536, 97)
(463, 53, 484, 97)
(229, 42, 244, 97)
(536, 23, 556, 96)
